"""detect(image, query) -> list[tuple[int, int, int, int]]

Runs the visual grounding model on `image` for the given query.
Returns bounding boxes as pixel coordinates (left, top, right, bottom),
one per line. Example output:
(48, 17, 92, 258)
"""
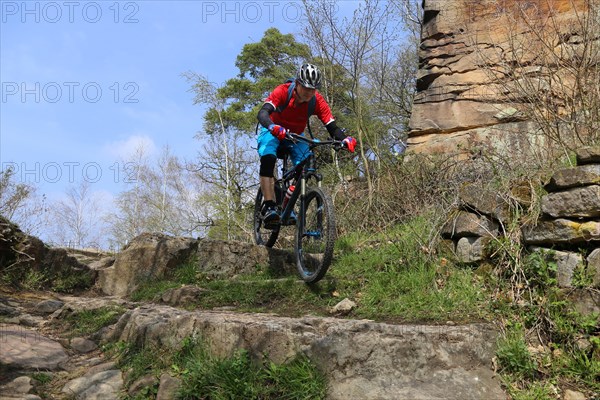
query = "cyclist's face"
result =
(295, 84, 316, 103)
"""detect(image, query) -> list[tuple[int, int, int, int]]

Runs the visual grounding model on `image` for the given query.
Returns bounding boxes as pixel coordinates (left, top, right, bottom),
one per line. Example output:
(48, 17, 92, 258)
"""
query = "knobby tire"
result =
(295, 187, 336, 283)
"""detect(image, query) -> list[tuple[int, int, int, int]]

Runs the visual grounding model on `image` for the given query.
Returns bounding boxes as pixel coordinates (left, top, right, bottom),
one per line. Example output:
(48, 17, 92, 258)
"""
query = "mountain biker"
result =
(256, 62, 357, 228)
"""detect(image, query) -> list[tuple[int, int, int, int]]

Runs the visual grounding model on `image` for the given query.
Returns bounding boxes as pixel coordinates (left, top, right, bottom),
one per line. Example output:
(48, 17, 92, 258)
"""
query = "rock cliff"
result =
(409, 0, 593, 154)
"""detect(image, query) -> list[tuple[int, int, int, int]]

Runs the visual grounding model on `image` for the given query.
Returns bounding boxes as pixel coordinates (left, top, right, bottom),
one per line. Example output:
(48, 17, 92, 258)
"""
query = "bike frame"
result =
(277, 133, 340, 225)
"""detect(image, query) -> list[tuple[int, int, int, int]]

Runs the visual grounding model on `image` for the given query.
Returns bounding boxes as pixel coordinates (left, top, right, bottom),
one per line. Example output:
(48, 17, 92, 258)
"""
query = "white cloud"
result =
(103, 134, 157, 161)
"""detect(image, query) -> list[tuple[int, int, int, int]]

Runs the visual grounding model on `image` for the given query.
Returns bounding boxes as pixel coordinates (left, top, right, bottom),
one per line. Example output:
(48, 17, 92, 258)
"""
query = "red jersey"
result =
(264, 83, 335, 134)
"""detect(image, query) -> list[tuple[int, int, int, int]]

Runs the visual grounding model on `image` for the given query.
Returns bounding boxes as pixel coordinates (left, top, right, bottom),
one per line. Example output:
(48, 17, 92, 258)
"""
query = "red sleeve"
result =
(264, 83, 291, 111)
(315, 92, 335, 126)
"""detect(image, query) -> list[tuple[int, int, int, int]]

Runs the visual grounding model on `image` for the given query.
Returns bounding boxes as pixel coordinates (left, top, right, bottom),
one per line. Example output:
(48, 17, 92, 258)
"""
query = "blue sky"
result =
(1, 0, 358, 204)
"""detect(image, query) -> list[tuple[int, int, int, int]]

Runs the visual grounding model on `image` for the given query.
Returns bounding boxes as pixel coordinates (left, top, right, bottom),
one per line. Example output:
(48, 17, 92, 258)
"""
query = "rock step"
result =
(102, 305, 505, 400)
(0, 324, 68, 371)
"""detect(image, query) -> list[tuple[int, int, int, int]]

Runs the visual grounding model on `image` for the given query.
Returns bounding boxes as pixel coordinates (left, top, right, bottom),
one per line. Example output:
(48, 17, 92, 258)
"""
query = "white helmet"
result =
(297, 63, 322, 89)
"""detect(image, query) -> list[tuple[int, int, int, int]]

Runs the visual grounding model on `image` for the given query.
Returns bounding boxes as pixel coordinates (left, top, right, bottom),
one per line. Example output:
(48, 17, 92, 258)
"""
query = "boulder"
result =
(0, 376, 33, 396)
(127, 375, 158, 398)
(456, 236, 491, 263)
(0, 216, 96, 292)
(330, 298, 357, 315)
(70, 337, 98, 353)
(0, 302, 19, 317)
(196, 239, 269, 278)
(156, 373, 182, 400)
(159, 285, 206, 307)
(98, 234, 294, 297)
(459, 184, 511, 223)
(587, 248, 600, 287)
(34, 299, 64, 314)
(61, 369, 123, 400)
(98, 233, 199, 296)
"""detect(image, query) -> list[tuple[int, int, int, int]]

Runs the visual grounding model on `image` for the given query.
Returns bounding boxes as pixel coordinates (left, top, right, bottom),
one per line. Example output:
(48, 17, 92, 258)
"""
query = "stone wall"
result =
(442, 146, 600, 289)
(409, 0, 593, 154)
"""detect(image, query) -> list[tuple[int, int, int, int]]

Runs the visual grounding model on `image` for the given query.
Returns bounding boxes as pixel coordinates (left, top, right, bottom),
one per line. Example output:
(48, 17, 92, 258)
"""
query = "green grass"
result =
(175, 336, 327, 400)
(30, 372, 54, 399)
(129, 216, 493, 324)
(51, 270, 95, 293)
(496, 324, 538, 380)
(492, 252, 600, 398)
(329, 217, 491, 322)
(60, 305, 126, 337)
(115, 335, 327, 400)
(129, 259, 201, 302)
(1, 264, 94, 293)
(129, 280, 181, 302)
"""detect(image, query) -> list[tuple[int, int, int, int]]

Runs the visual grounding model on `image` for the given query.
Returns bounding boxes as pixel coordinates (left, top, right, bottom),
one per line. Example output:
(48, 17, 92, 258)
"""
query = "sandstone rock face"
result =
(409, 0, 591, 154)
(102, 305, 505, 400)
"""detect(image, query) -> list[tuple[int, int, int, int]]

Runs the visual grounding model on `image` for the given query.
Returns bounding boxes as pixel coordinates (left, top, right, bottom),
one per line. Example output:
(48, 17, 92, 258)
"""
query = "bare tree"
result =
(183, 72, 235, 236)
(50, 180, 103, 248)
(106, 141, 151, 247)
(191, 132, 258, 241)
(106, 143, 213, 249)
(183, 71, 259, 241)
(301, 0, 418, 203)
(0, 165, 48, 236)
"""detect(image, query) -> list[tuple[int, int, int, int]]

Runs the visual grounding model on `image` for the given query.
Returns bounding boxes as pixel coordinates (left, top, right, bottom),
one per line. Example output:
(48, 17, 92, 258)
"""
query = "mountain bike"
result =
(253, 133, 344, 283)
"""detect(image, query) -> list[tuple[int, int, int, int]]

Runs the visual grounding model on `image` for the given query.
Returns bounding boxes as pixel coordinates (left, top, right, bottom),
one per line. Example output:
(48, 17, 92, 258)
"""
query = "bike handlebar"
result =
(286, 132, 346, 151)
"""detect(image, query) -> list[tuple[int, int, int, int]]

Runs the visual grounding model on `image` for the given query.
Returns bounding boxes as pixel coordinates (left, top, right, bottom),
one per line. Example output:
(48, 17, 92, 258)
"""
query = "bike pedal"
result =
(263, 218, 280, 230)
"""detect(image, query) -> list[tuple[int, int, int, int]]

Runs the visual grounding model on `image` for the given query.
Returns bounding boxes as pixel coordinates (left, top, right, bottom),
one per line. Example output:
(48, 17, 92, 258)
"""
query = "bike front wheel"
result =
(295, 187, 336, 283)
(253, 187, 280, 248)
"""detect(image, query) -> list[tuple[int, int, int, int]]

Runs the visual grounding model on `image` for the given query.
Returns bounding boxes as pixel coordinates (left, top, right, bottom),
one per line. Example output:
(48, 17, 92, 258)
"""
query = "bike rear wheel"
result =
(295, 187, 336, 283)
(253, 187, 280, 247)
